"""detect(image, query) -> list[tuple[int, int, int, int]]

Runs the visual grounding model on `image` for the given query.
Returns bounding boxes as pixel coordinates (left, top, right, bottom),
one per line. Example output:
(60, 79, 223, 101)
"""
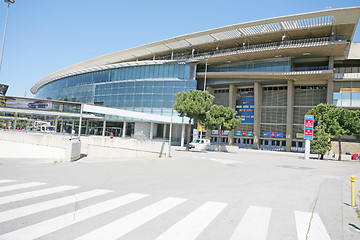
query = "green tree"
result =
(201, 105, 241, 151)
(310, 124, 332, 159)
(173, 90, 214, 151)
(307, 104, 360, 160)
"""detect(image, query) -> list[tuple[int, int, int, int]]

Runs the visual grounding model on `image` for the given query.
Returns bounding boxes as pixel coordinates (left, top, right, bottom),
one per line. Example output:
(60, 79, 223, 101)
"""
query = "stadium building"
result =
(31, 7, 360, 152)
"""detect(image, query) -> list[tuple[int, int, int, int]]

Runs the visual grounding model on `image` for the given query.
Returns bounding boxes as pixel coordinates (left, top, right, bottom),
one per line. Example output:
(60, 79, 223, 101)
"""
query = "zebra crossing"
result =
(0, 179, 332, 240)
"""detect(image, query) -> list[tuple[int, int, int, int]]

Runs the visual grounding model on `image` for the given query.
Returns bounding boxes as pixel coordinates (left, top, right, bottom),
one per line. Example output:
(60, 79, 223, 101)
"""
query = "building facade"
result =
(31, 7, 360, 151)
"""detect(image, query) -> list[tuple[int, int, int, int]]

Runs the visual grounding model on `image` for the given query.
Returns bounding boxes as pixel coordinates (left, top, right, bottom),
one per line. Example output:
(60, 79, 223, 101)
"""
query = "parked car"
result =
(189, 138, 211, 149)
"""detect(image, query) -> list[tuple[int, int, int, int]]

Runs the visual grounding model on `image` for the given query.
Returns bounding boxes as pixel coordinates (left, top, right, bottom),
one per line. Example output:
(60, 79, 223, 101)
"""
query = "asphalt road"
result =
(0, 145, 360, 240)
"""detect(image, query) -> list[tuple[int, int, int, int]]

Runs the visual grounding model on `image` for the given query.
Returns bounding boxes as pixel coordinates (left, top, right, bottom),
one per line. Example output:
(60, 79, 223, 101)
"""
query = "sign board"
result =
(197, 124, 202, 132)
(304, 115, 314, 140)
(5, 97, 53, 110)
(193, 129, 199, 141)
(0, 84, 8, 96)
(296, 133, 304, 139)
(236, 91, 254, 124)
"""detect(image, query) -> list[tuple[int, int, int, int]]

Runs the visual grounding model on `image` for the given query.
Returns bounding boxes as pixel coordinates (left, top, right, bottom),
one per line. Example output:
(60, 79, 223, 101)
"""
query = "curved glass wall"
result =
(36, 62, 197, 116)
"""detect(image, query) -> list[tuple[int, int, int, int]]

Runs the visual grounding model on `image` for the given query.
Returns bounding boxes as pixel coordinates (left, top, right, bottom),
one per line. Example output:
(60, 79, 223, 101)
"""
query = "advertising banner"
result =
(236, 91, 254, 124)
(5, 97, 53, 110)
(304, 115, 314, 140)
(192, 129, 199, 141)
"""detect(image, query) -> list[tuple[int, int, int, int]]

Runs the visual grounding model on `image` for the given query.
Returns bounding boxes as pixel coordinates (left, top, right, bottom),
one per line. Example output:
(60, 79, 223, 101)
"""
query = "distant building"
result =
(31, 7, 360, 152)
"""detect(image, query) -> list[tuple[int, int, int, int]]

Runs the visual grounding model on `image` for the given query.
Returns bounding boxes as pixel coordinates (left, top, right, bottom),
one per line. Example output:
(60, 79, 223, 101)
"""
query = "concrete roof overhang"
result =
(31, 7, 360, 94)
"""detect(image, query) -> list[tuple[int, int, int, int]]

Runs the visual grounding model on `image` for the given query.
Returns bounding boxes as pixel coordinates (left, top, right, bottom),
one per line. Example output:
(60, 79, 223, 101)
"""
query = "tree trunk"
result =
(186, 118, 192, 151)
(320, 154, 324, 160)
(338, 137, 342, 161)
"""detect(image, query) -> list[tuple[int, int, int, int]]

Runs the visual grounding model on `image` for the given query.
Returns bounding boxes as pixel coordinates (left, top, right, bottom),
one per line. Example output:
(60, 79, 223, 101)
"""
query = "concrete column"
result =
(181, 124, 185, 147)
(54, 116, 59, 132)
(102, 120, 106, 137)
(253, 83, 262, 149)
(60, 120, 64, 133)
(150, 122, 154, 140)
(327, 77, 334, 104)
(228, 84, 236, 145)
(122, 121, 127, 137)
(71, 120, 75, 131)
(163, 124, 167, 139)
(85, 120, 89, 134)
(13, 113, 18, 129)
(286, 80, 294, 152)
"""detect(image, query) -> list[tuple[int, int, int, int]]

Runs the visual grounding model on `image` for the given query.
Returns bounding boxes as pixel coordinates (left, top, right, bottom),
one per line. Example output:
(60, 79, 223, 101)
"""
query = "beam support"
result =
(253, 83, 262, 149)
(286, 80, 294, 152)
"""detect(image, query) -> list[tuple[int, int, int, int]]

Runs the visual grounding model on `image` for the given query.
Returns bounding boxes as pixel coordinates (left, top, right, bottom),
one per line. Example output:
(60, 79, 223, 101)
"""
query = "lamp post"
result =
(203, 56, 210, 92)
(0, 0, 15, 74)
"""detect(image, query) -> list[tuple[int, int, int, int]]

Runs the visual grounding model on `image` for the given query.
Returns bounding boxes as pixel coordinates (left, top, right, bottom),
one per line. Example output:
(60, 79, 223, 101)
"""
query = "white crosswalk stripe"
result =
(229, 206, 272, 240)
(0, 182, 46, 193)
(295, 211, 331, 240)
(0, 180, 17, 184)
(0, 193, 148, 240)
(154, 201, 227, 240)
(0, 180, 334, 240)
(0, 189, 112, 223)
(75, 197, 187, 240)
(0, 185, 79, 205)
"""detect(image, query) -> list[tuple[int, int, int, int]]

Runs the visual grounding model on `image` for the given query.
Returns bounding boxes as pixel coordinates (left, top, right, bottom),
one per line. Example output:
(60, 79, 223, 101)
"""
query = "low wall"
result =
(204, 144, 239, 153)
(0, 130, 168, 159)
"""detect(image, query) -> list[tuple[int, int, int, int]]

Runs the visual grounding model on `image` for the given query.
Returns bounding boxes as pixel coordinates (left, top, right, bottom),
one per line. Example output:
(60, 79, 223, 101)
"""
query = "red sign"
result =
(305, 120, 313, 128)
(304, 129, 313, 135)
(271, 132, 276, 137)
(242, 131, 247, 136)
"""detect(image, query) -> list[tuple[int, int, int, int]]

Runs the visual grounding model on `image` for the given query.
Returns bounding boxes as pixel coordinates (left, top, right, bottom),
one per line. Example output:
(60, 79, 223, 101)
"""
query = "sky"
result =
(0, 0, 359, 98)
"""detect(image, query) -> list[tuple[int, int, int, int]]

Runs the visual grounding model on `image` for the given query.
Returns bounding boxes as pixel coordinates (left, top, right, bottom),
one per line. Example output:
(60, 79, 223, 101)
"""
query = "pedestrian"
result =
(71, 129, 75, 136)
(63, 129, 66, 134)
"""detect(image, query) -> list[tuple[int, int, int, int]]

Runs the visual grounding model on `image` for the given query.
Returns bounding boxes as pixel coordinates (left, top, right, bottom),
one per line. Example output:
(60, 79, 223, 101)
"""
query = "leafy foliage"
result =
(201, 105, 241, 131)
(173, 90, 214, 150)
(310, 124, 332, 159)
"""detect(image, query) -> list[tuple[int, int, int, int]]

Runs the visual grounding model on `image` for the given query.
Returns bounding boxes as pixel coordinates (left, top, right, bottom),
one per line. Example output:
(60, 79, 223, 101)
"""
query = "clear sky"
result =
(0, 0, 359, 97)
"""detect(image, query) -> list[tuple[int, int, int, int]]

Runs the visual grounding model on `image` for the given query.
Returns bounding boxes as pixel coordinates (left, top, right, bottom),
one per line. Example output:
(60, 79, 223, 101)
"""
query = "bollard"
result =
(351, 176, 356, 207)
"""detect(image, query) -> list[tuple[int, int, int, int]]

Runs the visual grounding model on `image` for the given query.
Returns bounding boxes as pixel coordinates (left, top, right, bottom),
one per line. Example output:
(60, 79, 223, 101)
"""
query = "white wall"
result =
(347, 42, 360, 59)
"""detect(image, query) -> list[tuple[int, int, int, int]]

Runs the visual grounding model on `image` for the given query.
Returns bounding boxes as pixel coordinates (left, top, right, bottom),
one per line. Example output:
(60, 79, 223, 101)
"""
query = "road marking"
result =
(154, 201, 227, 240)
(75, 197, 187, 240)
(0, 185, 79, 205)
(229, 206, 272, 240)
(0, 180, 17, 184)
(0, 182, 46, 193)
(209, 158, 241, 164)
(295, 211, 331, 240)
(0, 189, 111, 223)
(0, 193, 148, 240)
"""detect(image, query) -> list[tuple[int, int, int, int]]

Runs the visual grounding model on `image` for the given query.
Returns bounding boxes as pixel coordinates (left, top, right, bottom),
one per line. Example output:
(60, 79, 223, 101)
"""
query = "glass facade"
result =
(333, 81, 360, 107)
(36, 62, 197, 116)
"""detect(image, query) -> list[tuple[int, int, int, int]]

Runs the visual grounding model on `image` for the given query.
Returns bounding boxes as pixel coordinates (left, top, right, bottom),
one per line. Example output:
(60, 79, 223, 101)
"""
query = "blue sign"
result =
(263, 132, 271, 137)
(236, 91, 254, 124)
(275, 132, 284, 138)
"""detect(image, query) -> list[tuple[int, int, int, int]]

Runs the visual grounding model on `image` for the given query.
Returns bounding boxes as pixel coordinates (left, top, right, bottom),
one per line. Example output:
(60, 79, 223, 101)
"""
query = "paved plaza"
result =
(0, 141, 360, 239)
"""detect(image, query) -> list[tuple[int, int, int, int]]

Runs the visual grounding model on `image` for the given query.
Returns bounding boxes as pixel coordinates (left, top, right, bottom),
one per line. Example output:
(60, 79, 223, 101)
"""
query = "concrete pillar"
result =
(286, 80, 294, 152)
(150, 122, 154, 140)
(122, 121, 127, 137)
(181, 124, 185, 147)
(60, 120, 64, 133)
(13, 113, 18, 129)
(253, 83, 262, 149)
(228, 84, 237, 145)
(102, 120, 106, 137)
(85, 120, 89, 134)
(327, 77, 334, 104)
(54, 116, 59, 132)
(71, 120, 75, 132)
(163, 124, 167, 139)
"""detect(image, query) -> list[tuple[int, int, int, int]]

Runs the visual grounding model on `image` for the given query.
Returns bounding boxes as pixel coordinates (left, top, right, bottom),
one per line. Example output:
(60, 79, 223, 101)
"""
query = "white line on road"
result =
(0, 189, 111, 223)
(75, 197, 187, 240)
(0, 193, 148, 240)
(295, 211, 331, 240)
(229, 206, 272, 240)
(154, 201, 227, 240)
(0, 185, 79, 205)
(0, 180, 16, 184)
(0, 182, 46, 193)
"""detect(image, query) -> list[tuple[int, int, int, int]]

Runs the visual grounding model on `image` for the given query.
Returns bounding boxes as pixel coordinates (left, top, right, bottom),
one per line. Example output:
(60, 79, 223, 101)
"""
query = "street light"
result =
(203, 56, 210, 92)
(0, 0, 15, 74)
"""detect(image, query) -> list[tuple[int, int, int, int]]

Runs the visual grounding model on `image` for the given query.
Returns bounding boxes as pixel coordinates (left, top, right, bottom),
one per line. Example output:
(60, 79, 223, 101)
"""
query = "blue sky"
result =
(1, 0, 359, 97)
